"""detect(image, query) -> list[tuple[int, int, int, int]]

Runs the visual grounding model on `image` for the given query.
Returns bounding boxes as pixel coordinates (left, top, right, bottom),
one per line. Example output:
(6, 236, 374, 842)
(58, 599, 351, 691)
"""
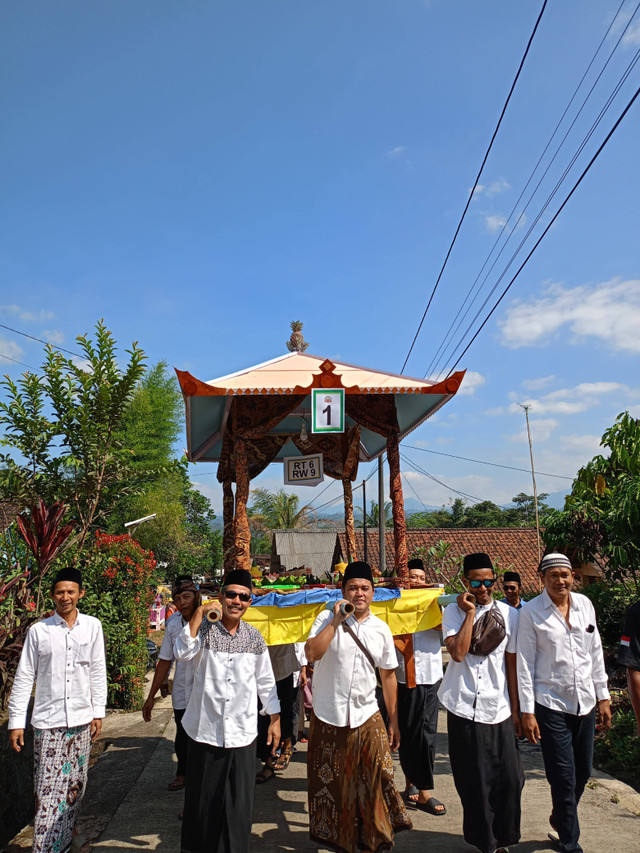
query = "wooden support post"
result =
(386, 431, 408, 578)
(222, 478, 235, 571)
(234, 438, 252, 571)
(378, 455, 386, 575)
(343, 478, 357, 563)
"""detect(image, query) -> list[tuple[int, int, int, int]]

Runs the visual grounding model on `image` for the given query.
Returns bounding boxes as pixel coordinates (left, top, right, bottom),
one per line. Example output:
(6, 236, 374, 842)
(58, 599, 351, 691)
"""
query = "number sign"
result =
(311, 388, 345, 433)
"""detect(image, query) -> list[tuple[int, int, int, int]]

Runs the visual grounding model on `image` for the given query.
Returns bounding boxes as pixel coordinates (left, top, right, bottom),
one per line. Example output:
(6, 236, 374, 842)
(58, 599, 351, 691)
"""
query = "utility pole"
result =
(378, 455, 386, 576)
(362, 479, 368, 564)
(518, 403, 542, 569)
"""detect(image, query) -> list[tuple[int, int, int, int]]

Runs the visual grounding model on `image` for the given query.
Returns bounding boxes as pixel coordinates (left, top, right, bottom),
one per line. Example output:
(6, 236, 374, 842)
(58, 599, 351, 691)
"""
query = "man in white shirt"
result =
(142, 575, 201, 791)
(517, 553, 611, 853)
(438, 552, 523, 853)
(304, 561, 412, 853)
(9, 567, 107, 853)
(174, 568, 280, 853)
(394, 558, 445, 815)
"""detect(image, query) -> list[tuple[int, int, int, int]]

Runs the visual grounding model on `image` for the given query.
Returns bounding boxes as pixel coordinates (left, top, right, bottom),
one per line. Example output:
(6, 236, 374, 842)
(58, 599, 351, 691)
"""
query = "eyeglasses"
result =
(223, 589, 252, 603)
(469, 579, 496, 589)
(504, 585, 518, 592)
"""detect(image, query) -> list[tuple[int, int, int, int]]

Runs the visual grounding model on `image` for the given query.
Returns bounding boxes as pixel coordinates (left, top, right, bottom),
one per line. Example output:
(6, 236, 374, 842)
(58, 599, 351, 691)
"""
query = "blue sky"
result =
(1, 1, 639, 517)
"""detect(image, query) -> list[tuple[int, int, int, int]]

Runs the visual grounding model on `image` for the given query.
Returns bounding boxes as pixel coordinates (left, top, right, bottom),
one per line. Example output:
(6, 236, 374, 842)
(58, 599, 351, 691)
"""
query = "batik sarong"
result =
(307, 711, 412, 853)
(33, 724, 91, 853)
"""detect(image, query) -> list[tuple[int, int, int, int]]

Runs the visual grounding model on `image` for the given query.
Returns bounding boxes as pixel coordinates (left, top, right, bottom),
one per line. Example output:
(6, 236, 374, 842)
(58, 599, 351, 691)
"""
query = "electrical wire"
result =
(400, 0, 548, 374)
(0, 322, 82, 359)
(424, 0, 635, 380)
(443, 81, 640, 376)
(0, 351, 38, 370)
(403, 444, 573, 480)
(400, 451, 487, 505)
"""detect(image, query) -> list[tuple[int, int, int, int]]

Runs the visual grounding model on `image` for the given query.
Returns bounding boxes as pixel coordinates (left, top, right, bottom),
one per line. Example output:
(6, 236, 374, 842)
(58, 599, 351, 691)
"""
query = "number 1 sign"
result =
(311, 388, 345, 433)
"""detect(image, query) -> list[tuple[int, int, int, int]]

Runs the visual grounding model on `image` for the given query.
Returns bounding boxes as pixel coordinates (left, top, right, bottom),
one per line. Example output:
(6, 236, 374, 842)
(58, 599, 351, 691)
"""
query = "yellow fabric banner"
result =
(243, 588, 443, 646)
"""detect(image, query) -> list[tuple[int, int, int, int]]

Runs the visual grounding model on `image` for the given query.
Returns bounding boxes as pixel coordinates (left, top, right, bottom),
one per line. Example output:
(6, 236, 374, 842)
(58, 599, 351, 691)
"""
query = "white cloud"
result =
(386, 146, 406, 159)
(499, 278, 640, 352)
(485, 214, 507, 233)
(402, 469, 504, 505)
(522, 375, 556, 391)
(457, 370, 486, 396)
(42, 329, 65, 345)
(0, 337, 24, 363)
(508, 418, 558, 443)
(0, 304, 53, 323)
(622, 21, 640, 46)
(484, 406, 505, 416)
(472, 178, 510, 198)
(507, 381, 634, 416)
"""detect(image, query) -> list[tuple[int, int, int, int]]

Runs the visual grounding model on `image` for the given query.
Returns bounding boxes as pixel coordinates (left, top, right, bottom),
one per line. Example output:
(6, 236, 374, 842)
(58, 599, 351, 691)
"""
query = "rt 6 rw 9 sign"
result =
(283, 453, 324, 487)
(311, 388, 345, 433)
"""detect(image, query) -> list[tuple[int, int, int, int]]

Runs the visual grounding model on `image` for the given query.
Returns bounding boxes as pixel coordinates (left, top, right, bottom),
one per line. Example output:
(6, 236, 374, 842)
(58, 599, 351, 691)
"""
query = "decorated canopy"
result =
(176, 351, 465, 575)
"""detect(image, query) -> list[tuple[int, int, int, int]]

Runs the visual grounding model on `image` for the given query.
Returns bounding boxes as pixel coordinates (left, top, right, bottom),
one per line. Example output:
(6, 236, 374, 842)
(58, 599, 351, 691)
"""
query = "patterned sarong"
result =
(307, 711, 412, 853)
(33, 724, 91, 853)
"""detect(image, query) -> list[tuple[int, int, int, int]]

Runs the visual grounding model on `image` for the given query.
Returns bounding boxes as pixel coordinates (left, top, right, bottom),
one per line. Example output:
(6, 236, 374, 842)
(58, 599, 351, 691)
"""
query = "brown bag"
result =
(468, 603, 506, 656)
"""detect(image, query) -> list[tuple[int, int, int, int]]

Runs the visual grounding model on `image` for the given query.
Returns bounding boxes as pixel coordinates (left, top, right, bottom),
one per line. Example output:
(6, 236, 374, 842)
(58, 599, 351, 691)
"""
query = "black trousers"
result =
(536, 702, 596, 853)
(397, 681, 440, 791)
(447, 711, 524, 853)
(174, 708, 188, 777)
(181, 735, 257, 853)
(257, 673, 297, 762)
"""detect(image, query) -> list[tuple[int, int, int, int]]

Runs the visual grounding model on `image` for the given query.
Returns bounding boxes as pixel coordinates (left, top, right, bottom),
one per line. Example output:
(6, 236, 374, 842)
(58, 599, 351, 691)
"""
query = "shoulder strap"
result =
(342, 621, 377, 672)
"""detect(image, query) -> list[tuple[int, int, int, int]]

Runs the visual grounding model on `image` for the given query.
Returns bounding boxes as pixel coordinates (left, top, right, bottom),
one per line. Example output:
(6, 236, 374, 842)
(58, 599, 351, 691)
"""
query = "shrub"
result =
(580, 583, 635, 653)
(81, 532, 156, 710)
(594, 689, 640, 792)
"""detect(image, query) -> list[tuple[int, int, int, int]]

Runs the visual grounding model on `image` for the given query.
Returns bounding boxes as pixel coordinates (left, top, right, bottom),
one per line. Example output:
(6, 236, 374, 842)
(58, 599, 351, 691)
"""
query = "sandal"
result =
(415, 797, 446, 815)
(167, 776, 185, 791)
(273, 748, 292, 771)
(402, 784, 420, 803)
(255, 765, 276, 784)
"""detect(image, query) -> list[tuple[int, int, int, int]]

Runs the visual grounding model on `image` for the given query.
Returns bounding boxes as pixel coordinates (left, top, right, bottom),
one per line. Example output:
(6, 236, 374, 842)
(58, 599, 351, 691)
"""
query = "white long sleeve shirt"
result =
(158, 612, 195, 710)
(309, 610, 398, 729)
(395, 628, 443, 686)
(174, 617, 280, 748)
(517, 589, 610, 716)
(8, 611, 107, 730)
(438, 599, 519, 724)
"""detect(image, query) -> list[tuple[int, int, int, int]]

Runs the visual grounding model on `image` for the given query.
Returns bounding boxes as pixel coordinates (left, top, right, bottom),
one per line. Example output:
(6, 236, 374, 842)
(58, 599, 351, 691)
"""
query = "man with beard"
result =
(174, 569, 280, 853)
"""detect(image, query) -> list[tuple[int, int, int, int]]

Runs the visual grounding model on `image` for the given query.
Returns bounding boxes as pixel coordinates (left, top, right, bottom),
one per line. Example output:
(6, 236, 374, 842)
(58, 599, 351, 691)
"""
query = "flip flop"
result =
(402, 785, 420, 803)
(167, 776, 185, 791)
(255, 765, 276, 784)
(415, 797, 446, 815)
(274, 749, 293, 771)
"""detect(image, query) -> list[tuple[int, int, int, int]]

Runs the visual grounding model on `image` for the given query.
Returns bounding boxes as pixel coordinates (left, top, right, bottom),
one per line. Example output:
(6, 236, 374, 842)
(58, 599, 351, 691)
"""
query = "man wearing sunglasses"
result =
(174, 569, 280, 853)
(502, 572, 523, 610)
(438, 552, 523, 853)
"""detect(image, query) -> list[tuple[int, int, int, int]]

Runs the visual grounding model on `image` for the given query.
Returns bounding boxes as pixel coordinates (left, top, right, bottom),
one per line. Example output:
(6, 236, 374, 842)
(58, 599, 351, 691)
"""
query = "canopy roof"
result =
(176, 352, 465, 464)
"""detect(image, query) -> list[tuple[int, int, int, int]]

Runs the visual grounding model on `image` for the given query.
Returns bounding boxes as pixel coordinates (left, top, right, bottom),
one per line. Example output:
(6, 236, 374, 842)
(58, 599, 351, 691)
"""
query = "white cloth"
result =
(395, 628, 443, 685)
(158, 612, 195, 710)
(8, 611, 107, 730)
(438, 599, 518, 724)
(309, 610, 397, 729)
(268, 642, 301, 682)
(174, 618, 280, 748)
(517, 589, 610, 716)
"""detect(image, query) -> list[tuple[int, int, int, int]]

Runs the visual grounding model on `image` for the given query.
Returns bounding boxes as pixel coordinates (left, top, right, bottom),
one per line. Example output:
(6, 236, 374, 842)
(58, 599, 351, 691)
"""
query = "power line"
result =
(444, 81, 640, 375)
(400, 0, 548, 374)
(0, 322, 82, 359)
(432, 30, 640, 379)
(0, 351, 38, 370)
(400, 451, 487, 505)
(424, 0, 634, 380)
(403, 444, 573, 480)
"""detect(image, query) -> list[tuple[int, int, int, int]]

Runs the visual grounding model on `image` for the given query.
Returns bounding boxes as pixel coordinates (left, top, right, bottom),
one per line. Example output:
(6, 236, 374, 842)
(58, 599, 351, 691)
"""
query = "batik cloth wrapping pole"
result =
(222, 479, 235, 571)
(342, 478, 356, 562)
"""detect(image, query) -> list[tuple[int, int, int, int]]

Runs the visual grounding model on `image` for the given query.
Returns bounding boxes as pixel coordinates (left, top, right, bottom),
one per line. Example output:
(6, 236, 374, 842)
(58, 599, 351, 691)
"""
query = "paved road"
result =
(5, 696, 640, 853)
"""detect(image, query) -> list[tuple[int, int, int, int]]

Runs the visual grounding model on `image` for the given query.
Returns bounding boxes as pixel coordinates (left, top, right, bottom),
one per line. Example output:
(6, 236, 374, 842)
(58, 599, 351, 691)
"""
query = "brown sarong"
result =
(307, 711, 412, 853)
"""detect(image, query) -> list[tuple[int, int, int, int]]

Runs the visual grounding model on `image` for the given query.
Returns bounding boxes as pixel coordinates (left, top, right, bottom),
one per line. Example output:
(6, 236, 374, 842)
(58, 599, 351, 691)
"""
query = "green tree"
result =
(356, 500, 393, 528)
(0, 322, 146, 546)
(406, 507, 455, 528)
(511, 492, 549, 525)
(543, 411, 640, 588)
(248, 488, 316, 530)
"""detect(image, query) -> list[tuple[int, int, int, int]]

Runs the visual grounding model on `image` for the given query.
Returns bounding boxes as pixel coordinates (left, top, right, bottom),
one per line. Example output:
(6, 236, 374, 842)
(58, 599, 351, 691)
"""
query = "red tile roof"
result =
(338, 528, 543, 592)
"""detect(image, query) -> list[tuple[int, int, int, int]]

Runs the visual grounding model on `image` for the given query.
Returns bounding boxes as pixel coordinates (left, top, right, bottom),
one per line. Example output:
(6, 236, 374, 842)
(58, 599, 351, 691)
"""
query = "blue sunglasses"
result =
(469, 579, 496, 589)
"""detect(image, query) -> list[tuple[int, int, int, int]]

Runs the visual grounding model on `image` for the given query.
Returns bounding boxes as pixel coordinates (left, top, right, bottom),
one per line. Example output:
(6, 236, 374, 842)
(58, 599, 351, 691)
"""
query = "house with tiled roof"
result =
(338, 528, 545, 593)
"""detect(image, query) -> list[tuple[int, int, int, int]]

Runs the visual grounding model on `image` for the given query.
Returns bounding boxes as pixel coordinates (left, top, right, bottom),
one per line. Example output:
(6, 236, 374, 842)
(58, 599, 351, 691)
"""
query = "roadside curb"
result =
(591, 768, 640, 816)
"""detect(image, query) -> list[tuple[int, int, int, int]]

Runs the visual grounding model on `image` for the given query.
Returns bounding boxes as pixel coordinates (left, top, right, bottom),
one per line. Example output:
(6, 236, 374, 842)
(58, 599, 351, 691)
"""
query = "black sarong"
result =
(397, 681, 440, 790)
(181, 736, 256, 853)
(447, 711, 524, 853)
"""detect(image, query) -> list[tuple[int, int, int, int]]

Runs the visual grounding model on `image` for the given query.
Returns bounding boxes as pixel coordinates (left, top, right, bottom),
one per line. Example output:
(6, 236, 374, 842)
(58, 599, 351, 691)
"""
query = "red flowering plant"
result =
(80, 532, 156, 709)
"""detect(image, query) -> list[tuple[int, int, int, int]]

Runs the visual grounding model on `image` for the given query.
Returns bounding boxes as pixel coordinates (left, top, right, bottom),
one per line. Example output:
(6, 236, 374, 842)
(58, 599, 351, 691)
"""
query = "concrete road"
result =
(5, 699, 639, 853)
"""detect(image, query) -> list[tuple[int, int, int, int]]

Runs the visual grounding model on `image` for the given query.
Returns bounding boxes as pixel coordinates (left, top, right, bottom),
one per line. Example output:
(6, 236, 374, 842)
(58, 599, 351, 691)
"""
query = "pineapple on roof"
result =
(286, 320, 309, 353)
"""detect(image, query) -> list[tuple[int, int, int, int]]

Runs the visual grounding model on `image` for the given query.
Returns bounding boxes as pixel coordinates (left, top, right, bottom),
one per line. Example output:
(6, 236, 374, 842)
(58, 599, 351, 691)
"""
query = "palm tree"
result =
(355, 500, 393, 528)
(248, 488, 316, 531)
